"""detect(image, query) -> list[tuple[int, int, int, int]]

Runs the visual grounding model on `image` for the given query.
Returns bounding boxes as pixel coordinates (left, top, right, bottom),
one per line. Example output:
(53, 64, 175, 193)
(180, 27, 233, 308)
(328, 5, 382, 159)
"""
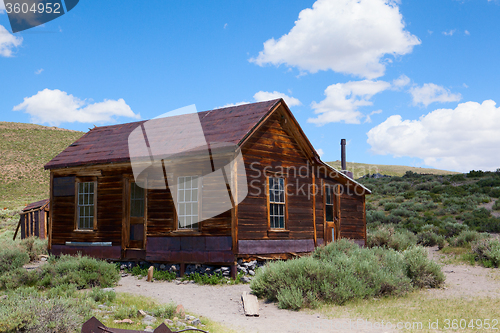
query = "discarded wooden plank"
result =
(241, 291, 259, 317)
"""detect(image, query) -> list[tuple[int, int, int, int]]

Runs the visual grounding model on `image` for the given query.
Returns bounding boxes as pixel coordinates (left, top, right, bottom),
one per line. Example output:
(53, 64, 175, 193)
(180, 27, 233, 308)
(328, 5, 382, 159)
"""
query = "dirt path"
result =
(115, 277, 393, 333)
(479, 199, 500, 218)
(425, 246, 500, 298)
(115, 248, 500, 332)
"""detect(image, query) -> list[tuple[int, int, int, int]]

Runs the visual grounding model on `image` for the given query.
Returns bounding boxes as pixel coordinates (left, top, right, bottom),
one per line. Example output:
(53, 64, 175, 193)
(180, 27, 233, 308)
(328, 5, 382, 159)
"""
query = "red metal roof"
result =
(44, 99, 281, 170)
(23, 199, 49, 212)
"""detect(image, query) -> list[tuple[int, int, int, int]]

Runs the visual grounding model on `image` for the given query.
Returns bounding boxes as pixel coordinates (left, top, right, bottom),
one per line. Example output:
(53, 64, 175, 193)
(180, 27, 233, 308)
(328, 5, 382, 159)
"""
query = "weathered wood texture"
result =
(146, 236, 234, 263)
(242, 291, 259, 317)
(339, 193, 366, 243)
(238, 110, 315, 241)
(51, 165, 130, 246)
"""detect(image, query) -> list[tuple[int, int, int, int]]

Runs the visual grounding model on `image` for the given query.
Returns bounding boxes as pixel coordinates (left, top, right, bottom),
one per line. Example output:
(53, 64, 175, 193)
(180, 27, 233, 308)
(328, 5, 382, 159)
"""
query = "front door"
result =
(126, 181, 146, 249)
(325, 184, 340, 244)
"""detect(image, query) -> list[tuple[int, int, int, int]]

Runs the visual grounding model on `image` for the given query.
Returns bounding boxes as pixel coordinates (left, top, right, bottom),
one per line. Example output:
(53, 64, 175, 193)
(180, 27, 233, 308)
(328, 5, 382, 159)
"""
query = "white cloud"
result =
(224, 23, 228, 29)
(35, 68, 44, 75)
(367, 100, 500, 172)
(220, 90, 301, 109)
(308, 80, 391, 125)
(0, 25, 23, 57)
(13, 89, 140, 126)
(443, 29, 456, 36)
(410, 83, 462, 107)
(392, 74, 411, 89)
(250, 0, 420, 79)
(465, 30, 470, 35)
(316, 148, 324, 157)
(253, 91, 302, 107)
(220, 101, 250, 108)
(365, 109, 383, 123)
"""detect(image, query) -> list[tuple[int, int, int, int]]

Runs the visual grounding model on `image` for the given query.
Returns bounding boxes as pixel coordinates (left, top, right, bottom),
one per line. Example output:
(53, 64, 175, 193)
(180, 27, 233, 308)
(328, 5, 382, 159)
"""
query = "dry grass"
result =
(327, 160, 460, 178)
(320, 292, 500, 332)
(0, 122, 83, 209)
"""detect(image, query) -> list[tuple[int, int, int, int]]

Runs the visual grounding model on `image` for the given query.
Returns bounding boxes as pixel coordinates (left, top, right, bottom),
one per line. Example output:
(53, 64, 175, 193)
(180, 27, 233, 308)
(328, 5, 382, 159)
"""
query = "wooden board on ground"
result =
(242, 291, 259, 317)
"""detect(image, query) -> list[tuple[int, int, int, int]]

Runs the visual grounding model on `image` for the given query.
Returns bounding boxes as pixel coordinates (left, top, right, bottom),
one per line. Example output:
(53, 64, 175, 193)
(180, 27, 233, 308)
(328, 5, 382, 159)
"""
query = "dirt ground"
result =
(425, 246, 500, 299)
(115, 248, 500, 333)
(115, 277, 394, 333)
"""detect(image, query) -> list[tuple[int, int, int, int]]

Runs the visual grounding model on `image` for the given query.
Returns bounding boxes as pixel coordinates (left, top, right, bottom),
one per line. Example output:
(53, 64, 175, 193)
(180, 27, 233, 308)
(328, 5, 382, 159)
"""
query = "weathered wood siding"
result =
(51, 166, 128, 246)
(339, 193, 366, 243)
(238, 111, 314, 241)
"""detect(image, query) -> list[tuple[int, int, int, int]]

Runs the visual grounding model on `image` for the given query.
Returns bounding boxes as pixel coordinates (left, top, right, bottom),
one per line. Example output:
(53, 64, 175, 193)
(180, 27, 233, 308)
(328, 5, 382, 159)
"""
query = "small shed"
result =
(14, 199, 50, 240)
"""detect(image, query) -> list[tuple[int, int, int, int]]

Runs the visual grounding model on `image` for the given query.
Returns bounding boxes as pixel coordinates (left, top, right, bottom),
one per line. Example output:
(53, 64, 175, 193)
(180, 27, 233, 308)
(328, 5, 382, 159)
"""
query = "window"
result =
(269, 177, 285, 229)
(77, 182, 96, 230)
(177, 176, 199, 229)
(325, 185, 334, 222)
(130, 182, 145, 217)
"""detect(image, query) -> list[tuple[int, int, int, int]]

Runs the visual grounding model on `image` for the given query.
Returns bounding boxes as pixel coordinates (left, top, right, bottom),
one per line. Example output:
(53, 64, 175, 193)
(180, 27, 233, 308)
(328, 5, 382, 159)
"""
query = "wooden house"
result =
(14, 199, 49, 240)
(44, 99, 370, 274)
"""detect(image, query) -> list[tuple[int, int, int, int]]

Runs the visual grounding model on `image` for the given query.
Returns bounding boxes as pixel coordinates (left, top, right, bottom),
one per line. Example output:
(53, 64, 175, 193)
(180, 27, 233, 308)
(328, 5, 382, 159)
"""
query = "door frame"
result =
(324, 184, 340, 244)
(123, 175, 147, 250)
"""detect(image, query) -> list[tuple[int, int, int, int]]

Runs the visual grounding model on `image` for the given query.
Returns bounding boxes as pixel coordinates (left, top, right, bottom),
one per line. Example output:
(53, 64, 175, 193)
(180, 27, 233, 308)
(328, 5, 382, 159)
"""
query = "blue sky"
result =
(1, 0, 500, 173)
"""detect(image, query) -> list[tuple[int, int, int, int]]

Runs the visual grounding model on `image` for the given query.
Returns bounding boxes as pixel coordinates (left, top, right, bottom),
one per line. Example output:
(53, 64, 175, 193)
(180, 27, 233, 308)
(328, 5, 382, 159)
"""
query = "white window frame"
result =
(76, 181, 96, 230)
(177, 176, 199, 230)
(325, 185, 334, 222)
(269, 176, 286, 229)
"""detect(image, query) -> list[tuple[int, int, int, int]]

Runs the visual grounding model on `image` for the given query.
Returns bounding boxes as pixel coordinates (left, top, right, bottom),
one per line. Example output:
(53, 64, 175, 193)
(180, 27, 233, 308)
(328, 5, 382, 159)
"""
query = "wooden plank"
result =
(121, 176, 127, 251)
(242, 291, 259, 317)
(47, 170, 54, 251)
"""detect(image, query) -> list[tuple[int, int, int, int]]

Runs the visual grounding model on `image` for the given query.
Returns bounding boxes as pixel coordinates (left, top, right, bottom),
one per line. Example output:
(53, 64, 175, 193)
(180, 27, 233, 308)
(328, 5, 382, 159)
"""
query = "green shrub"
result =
(367, 226, 417, 251)
(251, 240, 442, 310)
(489, 187, 500, 198)
(39, 254, 120, 289)
(450, 174, 466, 182)
(403, 246, 445, 288)
(114, 305, 139, 320)
(366, 210, 389, 224)
(0, 290, 92, 333)
(276, 286, 304, 310)
(391, 208, 416, 218)
(416, 231, 445, 249)
(0, 267, 38, 290)
(442, 220, 469, 238)
(384, 202, 398, 211)
(46, 283, 78, 299)
(394, 196, 405, 203)
(493, 200, 500, 211)
(0, 246, 29, 275)
(448, 230, 489, 247)
(471, 238, 500, 267)
(129, 265, 177, 281)
(87, 287, 117, 303)
(150, 303, 177, 319)
(20, 237, 47, 261)
(467, 170, 485, 178)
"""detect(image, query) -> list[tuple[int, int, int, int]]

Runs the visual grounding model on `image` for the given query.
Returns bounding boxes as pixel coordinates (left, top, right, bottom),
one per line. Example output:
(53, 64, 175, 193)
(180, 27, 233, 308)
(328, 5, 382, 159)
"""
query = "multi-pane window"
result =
(130, 183, 145, 217)
(177, 176, 199, 229)
(269, 177, 285, 229)
(325, 185, 334, 222)
(77, 182, 95, 230)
